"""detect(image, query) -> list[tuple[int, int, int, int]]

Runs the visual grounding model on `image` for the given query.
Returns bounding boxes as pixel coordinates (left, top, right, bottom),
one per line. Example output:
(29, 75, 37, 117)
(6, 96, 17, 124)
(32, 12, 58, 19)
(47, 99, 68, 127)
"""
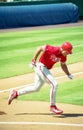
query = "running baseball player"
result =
(8, 42, 73, 114)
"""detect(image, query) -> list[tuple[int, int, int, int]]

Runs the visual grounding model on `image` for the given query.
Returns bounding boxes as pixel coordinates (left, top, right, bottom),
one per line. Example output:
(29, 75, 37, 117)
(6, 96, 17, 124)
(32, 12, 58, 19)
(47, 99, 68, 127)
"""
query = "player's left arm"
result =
(60, 62, 73, 79)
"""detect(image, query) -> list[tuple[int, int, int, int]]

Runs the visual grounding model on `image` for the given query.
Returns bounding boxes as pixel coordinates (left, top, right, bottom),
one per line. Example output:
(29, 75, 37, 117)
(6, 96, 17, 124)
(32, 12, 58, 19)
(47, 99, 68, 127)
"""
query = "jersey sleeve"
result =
(44, 44, 50, 50)
(60, 56, 67, 63)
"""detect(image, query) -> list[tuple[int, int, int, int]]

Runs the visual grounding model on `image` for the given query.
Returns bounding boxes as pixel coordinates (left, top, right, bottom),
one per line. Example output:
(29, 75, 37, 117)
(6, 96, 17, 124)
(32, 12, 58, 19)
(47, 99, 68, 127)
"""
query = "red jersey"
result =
(39, 45, 66, 69)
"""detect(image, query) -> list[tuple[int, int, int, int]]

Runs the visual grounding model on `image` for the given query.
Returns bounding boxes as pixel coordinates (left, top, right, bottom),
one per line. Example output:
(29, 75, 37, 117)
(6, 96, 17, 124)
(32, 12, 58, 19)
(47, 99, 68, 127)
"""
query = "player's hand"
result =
(68, 74, 73, 80)
(31, 59, 36, 67)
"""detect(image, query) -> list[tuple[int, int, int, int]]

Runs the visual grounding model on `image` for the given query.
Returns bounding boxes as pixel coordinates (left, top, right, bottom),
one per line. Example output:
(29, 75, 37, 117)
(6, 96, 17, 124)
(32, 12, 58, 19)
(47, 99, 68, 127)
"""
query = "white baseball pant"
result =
(18, 62, 58, 106)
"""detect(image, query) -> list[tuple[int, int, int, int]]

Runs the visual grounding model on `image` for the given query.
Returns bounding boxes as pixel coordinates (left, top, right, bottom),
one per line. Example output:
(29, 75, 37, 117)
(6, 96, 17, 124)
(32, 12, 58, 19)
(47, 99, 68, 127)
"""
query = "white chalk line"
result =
(0, 84, 34, 93)
(0, 71, 83, 93)
(0, 121, 83, 127)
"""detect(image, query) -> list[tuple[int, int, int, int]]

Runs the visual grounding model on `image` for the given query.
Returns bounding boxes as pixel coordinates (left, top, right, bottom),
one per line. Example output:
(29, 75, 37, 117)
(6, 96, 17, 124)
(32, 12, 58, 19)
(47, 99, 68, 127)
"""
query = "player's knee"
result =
(34, 86, 40, 92)
(52, 82, 58, 91)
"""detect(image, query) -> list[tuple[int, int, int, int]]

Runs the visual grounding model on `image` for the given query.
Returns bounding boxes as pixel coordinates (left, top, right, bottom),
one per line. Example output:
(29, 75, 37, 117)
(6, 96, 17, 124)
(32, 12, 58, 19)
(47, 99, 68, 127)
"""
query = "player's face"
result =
(61, 49, 69, 56)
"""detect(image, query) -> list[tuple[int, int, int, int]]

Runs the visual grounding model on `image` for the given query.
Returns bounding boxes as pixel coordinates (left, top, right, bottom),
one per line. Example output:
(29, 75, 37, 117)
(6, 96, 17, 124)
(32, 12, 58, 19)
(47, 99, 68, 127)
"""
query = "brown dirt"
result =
(0, 20, 83, 33)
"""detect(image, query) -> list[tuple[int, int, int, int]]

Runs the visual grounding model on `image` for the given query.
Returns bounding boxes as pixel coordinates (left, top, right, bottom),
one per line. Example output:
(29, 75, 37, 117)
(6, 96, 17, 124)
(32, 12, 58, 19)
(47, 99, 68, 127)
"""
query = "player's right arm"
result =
(31, 45, 46, 65)
(32, 45, 45, 61)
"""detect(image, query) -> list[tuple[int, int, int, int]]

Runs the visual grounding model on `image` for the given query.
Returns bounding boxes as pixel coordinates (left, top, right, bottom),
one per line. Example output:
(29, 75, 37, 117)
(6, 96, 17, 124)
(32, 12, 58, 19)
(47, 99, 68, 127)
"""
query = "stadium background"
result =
(0, 0, 83, 19)
(0, 0, 82, 29)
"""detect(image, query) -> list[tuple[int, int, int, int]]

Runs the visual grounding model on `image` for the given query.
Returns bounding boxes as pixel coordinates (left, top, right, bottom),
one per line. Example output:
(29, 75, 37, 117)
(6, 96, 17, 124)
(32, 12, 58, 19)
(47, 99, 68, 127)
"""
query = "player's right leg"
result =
(8, 73, 44, 105)
(8, 89, 18, 105)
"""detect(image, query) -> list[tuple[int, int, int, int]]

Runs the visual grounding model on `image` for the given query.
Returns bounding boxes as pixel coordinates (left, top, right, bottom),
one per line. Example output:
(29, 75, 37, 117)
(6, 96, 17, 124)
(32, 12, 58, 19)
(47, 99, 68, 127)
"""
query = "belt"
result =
(38, 62, 47, 68)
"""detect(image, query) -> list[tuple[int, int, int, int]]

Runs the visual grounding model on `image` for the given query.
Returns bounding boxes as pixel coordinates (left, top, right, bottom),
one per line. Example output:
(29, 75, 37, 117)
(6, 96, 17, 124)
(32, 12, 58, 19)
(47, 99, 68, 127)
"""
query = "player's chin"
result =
(63, 53, 67, 56)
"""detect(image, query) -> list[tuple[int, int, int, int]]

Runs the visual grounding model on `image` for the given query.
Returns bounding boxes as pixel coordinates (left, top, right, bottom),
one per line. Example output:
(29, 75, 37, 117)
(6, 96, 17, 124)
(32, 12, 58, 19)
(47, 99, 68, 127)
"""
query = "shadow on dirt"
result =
(0, 111, 7, 115)
(15, 112, 53, 116)
(55, 113, 83, 118)
(15, 113, 83, 118)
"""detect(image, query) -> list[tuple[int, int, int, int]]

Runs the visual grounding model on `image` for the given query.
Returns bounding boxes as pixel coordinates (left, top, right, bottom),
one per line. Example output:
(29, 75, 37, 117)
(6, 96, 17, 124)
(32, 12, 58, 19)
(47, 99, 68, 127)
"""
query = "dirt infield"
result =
(0, 62, 83, 130)
(0, 20, 83, 33)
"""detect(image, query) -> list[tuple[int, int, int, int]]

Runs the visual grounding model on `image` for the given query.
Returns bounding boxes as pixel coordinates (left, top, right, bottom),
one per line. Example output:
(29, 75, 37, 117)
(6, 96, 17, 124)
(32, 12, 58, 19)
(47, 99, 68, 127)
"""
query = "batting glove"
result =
(68, 74, 73, 80)
(32, 59, 36, 67)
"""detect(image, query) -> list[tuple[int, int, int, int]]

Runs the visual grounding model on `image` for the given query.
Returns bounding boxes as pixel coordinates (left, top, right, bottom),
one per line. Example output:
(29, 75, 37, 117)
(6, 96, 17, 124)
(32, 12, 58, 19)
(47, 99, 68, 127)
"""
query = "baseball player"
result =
(8, 42, 73, 114)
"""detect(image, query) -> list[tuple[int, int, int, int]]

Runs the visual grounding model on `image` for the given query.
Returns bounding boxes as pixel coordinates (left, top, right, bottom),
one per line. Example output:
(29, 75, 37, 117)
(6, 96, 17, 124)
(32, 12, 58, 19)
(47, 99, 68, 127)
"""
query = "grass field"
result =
(0, 26, 83, 106)
(0, 26, 83, 78)
(18, 78, 83, 106)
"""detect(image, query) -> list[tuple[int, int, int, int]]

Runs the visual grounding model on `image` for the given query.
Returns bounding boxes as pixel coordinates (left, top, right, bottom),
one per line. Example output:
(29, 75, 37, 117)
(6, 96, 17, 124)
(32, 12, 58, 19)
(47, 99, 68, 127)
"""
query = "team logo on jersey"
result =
(50, 54, 61, 62)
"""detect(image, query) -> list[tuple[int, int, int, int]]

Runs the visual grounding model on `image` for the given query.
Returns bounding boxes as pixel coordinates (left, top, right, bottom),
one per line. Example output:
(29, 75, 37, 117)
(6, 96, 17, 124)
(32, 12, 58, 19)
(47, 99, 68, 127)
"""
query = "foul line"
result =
(0, 71, 83, 93)
(0, 121, 83, 127)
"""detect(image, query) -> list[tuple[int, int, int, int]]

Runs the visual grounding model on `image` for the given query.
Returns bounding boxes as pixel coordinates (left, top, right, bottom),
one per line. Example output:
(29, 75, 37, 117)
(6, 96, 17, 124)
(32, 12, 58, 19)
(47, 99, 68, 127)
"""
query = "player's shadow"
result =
(15, 112, 52, 116)
(0, 111, 7, 115)
(55, 113, 83, 118)
(15, 113, 83, 118)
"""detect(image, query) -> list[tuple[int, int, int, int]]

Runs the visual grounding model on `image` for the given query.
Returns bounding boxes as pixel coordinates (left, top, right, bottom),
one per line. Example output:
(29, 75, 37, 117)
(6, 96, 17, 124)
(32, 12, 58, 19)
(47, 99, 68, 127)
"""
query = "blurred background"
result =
(0, 0, 83, 19)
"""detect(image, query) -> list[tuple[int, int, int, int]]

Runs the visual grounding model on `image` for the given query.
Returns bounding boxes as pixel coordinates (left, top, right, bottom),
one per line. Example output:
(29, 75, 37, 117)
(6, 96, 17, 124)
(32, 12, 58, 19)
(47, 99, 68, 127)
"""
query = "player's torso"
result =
(39, 45, 65, 69)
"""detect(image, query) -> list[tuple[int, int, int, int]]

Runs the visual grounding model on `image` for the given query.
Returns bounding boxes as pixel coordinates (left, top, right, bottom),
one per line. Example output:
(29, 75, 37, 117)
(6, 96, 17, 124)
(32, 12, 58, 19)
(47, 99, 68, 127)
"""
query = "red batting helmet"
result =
(61, 42, 73, 54)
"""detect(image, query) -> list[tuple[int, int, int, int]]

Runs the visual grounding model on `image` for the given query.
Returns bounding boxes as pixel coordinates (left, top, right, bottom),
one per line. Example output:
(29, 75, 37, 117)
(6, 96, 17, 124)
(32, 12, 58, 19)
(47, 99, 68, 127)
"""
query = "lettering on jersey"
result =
(50, 54, 61, 62)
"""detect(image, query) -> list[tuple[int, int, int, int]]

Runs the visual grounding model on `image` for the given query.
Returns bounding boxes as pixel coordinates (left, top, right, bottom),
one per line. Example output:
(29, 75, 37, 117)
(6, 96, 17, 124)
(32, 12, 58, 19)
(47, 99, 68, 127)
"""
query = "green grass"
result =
(0, 26, 83, 78)
(1, 26, 83, 106)
(18, 78, 83, 106)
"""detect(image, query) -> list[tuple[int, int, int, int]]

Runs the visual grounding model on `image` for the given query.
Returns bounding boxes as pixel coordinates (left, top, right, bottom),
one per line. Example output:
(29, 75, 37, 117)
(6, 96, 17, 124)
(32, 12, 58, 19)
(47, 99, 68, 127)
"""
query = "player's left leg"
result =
(39, 66, 63, 114)
(39, 66, 58, 105)
(46, 74, 63, 114)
